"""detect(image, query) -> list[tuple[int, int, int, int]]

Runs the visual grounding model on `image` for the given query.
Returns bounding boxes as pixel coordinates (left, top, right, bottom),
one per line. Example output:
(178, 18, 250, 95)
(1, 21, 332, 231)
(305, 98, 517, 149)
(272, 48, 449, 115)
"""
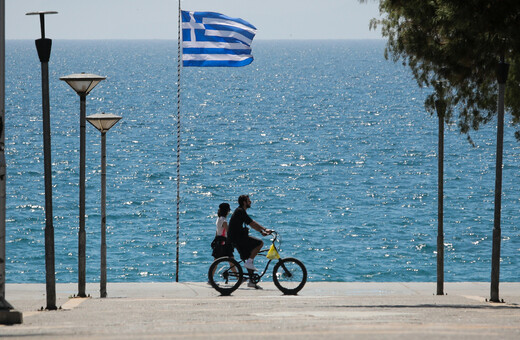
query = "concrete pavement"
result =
(1, 282, 519, 339)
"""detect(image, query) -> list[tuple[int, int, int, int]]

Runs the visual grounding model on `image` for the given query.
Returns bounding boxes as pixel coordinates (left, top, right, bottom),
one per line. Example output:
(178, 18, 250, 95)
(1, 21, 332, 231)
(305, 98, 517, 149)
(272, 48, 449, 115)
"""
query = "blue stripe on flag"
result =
(182, 11, 256, 30)
(183, 48, 251, 55)
(201, 24, 256, 41)
(182, 29, 192, 42)
(183, 58, 254, 67)
(183, 30, 250, 48)
(190, 29, 250, 45)
(181, 10, 191, 23)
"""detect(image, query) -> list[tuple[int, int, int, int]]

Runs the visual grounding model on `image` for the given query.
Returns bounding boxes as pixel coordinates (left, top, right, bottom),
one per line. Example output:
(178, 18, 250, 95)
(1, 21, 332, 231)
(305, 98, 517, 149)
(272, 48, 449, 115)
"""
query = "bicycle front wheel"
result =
(208, 257, 243, 296)
(272, 257, 307, 295)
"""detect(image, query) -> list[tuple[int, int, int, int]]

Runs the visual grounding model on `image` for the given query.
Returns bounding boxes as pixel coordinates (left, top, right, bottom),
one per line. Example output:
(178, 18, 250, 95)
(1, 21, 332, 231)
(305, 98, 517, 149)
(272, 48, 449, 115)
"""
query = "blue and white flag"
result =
(181, 11, 257, 67)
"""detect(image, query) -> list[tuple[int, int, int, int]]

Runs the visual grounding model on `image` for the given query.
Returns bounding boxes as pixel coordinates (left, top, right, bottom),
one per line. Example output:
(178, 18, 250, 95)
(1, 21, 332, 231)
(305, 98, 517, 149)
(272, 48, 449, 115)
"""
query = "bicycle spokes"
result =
(273, 258, 307, 295)
(280, 263, 293, 278)
(278, 262, 298, 280)
(210, 258, 242, 292)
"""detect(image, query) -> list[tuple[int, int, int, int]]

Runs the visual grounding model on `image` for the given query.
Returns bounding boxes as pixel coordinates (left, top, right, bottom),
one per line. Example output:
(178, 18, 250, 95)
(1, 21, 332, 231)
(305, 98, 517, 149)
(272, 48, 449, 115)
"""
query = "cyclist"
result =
(227, 195, 272, 288)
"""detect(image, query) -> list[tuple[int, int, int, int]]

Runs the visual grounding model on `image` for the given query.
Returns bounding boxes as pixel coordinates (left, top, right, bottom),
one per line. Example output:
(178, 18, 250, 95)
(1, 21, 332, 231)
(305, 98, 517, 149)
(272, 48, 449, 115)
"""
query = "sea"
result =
(4, 39, 520, 283)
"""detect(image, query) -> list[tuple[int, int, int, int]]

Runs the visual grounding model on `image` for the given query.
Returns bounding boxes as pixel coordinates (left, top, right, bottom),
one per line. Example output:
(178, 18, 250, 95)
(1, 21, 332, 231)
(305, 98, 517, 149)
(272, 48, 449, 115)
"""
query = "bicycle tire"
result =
(272, 257, 307, 295)
(208, 256, 243, 296)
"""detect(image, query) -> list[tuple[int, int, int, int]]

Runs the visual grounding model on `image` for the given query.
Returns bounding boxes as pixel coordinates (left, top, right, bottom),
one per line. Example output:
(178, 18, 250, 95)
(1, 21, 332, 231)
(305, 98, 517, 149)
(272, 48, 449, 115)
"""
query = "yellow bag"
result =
(266, 244, 280, 260)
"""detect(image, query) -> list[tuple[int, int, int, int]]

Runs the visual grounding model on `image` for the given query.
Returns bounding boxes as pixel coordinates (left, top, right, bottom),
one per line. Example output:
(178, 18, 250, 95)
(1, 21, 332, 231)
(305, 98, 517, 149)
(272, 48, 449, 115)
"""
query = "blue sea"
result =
(4, 40, 520, 283)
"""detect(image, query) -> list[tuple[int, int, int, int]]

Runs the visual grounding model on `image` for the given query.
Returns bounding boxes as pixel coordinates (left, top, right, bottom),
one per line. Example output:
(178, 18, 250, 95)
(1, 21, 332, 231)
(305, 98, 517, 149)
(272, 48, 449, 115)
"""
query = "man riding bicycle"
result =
(227, 195, 273, 288)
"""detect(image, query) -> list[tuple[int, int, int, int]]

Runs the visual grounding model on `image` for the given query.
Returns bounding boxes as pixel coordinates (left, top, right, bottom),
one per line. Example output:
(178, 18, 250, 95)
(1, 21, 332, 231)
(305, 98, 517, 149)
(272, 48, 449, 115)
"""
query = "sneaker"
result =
(248, 282, 263, 289)
(244, 259, 258, 271)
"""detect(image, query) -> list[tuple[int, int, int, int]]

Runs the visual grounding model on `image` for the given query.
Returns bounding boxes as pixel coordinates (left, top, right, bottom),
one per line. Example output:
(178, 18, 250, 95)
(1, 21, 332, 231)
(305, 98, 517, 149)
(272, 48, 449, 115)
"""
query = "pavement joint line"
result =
(61, 297, 89, 310)
(462, 295, 487, 303)
(181, 282, 204, 296)
(22, 311, 39, 318)
(400, 282, 422, 294)
(17, 298, 89, 320)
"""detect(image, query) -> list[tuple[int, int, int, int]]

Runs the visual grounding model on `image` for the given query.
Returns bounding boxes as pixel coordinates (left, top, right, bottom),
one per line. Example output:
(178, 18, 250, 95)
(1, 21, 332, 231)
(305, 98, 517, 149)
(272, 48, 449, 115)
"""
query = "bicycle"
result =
(208, 231, 307, 296)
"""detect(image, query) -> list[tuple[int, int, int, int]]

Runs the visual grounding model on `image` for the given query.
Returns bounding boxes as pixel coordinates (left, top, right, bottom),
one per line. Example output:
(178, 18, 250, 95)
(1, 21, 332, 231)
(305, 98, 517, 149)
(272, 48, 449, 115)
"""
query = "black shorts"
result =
(232, 236, 262, 261)
(211, 236, 234, 259)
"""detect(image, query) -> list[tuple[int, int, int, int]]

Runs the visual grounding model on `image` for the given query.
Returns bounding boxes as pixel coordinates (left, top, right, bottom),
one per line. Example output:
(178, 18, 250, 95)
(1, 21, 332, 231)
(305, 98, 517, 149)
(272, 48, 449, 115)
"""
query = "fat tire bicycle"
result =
(208, 231, 307, 296)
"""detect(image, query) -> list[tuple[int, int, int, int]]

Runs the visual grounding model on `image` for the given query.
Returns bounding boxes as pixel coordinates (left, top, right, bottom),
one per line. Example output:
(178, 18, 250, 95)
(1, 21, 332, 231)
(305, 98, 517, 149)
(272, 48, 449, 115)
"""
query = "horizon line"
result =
(5, 38, 386, 42)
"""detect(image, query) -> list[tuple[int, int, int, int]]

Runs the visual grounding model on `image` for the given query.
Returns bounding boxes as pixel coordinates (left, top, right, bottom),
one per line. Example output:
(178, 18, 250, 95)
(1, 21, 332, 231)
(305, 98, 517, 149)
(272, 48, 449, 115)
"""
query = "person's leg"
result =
(249, 241, 263, 260)
(244, 237, 263, 271)
(244, 238, 264, 289)
(229, 255, 238, 273)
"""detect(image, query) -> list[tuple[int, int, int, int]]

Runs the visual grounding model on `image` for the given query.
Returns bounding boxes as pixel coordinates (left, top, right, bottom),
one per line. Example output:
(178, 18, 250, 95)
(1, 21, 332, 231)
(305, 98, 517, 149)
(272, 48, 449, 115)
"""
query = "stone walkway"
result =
(1, 282, 519, 339)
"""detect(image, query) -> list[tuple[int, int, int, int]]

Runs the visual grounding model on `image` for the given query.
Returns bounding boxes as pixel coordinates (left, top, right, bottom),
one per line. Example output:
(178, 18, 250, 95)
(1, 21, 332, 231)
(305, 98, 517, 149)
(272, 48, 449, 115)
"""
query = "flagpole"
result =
(175, 0, 182, 282)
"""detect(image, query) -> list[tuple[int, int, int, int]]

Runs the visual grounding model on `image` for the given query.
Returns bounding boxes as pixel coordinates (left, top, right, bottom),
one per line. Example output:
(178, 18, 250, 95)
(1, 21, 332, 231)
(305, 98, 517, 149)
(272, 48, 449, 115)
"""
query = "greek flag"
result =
(181, 11, 257, 67)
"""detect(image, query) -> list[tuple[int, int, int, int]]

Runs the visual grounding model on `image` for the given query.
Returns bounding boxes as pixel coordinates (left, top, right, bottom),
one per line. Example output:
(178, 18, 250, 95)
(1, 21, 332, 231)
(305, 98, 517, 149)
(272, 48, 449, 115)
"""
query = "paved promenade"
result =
(1, 282, 519, 339)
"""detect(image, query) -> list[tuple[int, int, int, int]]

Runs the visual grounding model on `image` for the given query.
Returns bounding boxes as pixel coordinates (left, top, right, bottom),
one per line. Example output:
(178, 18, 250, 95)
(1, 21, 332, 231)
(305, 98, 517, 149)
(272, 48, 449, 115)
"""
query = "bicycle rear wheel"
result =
(208, 257, 243, 296)
(272, 257, 307, 295)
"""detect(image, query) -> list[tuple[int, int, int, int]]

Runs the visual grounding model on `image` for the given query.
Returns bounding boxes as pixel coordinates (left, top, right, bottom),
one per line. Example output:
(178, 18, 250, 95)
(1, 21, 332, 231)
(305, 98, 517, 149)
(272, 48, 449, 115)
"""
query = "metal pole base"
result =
(487, 297, 505, 304)
(0, 310, 23, 325)
(0, 299, 22, 324)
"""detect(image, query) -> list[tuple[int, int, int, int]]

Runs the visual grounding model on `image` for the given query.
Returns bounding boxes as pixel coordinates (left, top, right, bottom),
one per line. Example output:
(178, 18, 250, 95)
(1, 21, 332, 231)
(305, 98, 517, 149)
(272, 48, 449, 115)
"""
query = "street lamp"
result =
(490, 58, 510, 303)
(0, 0, 22, 324)
(60, 73, 105, 298)
(26, 10, 58, 311)
(86, 113, 121, 298)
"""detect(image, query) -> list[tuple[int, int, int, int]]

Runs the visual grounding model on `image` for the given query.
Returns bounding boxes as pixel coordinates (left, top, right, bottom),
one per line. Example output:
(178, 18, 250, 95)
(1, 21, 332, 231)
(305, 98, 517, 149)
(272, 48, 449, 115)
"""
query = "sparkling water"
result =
(5, 40, 520, 283)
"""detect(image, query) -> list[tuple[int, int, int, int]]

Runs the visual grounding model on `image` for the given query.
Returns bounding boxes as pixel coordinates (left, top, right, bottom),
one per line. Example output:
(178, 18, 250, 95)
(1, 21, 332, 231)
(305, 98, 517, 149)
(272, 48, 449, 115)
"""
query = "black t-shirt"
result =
(228, 207, 253, 241)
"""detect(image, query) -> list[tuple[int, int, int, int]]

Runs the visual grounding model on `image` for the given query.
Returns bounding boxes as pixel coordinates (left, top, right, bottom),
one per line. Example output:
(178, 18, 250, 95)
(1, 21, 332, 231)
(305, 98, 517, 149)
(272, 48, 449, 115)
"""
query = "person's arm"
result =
(222, 221, 229, 234)
(249, 220, 273, 236)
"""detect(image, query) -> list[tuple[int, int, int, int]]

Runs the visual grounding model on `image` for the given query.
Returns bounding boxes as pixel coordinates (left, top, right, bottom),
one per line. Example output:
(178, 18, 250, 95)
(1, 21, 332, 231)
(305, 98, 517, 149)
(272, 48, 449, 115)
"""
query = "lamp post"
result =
(0, 0, 23, 324)
(86, 113, 121, 298)
(435, 97, 445, 296)
(26, 10, 58, 311)
(60, 73, 105, 297)
(490, 57, 510, 303)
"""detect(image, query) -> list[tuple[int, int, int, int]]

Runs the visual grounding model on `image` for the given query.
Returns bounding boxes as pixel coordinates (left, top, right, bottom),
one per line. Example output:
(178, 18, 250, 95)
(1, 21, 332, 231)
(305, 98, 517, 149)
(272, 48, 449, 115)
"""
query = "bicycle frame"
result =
(233, 232, 281, 283)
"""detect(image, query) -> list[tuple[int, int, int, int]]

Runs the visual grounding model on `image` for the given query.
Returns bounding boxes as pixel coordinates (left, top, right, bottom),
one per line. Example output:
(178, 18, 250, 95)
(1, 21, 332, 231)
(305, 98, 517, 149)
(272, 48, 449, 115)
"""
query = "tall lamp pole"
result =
(433, 82, 448, 297)
(86, 113, 121, 298)
(60, 73, 105, 298)
(436, 99, 445, 296)
(26, 10, 58, 311)
(0, 0, 23, 324)
(490, 57, 509, 303)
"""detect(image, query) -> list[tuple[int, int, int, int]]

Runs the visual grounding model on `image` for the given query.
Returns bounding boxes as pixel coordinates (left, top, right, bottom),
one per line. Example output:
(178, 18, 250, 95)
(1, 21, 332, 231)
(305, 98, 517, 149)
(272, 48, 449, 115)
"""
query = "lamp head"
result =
(86, 113, 122, 133)
(26, 11, 58, 39)
(60, 73, 106, 95)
